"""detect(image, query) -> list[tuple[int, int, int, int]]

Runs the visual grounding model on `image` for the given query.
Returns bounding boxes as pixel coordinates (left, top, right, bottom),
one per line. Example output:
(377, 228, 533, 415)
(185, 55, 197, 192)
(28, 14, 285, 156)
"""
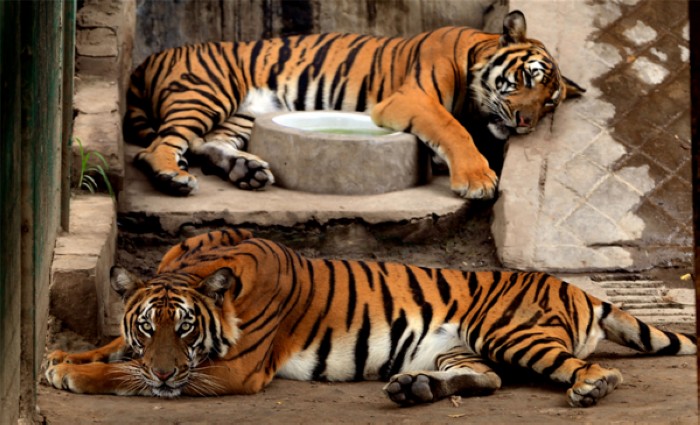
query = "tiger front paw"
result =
(450, 164, 498, 200)
(46, 350, 70, 366)
(44, 362, 77, 392)
(135, 150, 199, 196)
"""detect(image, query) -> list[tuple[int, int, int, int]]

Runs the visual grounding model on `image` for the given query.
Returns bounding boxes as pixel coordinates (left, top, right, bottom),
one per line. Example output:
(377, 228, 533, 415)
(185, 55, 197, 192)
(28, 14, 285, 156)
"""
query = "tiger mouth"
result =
(152, 384, 183, 398)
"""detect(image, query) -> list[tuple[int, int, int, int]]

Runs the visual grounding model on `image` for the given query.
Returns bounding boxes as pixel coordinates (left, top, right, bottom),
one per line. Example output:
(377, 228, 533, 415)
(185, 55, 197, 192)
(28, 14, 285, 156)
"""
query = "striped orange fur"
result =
(124, 11, 583, 198)
(46, 229, 695, 407)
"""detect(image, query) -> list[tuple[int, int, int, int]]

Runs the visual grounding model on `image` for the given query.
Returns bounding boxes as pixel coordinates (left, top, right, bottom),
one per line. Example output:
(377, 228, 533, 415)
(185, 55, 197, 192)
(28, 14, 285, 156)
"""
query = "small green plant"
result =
(75, 137, 114, 198)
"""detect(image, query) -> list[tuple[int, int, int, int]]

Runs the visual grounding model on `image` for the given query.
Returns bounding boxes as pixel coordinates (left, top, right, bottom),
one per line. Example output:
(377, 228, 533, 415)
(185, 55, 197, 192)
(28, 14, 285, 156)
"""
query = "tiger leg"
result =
(191, 114, 274, 190)
(45, 359, 150, 396)
(371, 89, 498, 199)
(46, 336, 127, 366)
(383, 348, 501, 406)
(500, 339, 622, 407)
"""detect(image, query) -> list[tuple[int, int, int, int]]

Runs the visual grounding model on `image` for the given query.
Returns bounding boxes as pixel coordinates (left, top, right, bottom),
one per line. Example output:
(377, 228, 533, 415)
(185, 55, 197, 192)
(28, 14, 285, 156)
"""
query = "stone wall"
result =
(73, 0, 136, 192)
(134, 0, 508, 65)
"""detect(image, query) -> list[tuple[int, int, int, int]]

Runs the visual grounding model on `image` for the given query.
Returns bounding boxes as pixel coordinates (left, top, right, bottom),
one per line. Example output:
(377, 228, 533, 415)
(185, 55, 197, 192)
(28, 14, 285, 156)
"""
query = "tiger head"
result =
(110, 266, 239, 397)
(471, 10, 585, 140)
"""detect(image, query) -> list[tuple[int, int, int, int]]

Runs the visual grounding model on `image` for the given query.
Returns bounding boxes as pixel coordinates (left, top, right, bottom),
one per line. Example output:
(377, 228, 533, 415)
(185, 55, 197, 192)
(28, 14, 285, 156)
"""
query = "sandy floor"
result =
(39, 324, 697, 425)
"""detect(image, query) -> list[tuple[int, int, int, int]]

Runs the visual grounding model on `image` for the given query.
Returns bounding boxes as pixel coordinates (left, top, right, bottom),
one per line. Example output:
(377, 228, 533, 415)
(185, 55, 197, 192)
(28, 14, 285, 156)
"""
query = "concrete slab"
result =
(493, 0, 692, 273)
(120, 144, 468, 233)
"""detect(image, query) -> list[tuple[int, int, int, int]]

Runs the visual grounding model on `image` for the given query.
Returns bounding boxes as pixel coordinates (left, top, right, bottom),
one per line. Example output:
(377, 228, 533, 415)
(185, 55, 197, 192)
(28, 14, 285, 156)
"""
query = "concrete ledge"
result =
(121, 145, 468, 235)
(50, 195, 120, 341)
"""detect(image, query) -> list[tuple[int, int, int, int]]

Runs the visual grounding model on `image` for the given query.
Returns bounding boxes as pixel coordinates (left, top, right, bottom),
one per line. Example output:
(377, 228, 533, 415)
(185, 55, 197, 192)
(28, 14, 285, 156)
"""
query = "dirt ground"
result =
(38, 330, 698, 424)
(39, 208, 698, 424)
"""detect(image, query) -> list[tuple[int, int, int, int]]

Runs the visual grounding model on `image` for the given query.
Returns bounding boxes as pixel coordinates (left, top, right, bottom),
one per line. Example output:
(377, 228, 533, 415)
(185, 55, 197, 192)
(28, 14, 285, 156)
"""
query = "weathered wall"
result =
(0, 1, 23, 423)
(0, 1, 74, 422)
(72, 0, 136, 192)
(134, 0, 508, 66)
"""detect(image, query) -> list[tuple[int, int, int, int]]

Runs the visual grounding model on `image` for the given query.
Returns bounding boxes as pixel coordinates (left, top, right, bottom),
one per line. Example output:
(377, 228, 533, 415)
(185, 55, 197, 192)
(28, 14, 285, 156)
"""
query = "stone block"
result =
(72, 110, 124, 192)
(76, 55, 120, 79)
(51, 255, 100, 340)
(50, 194, 117, 340)
(74, 78, 119, 115)
(77, 3, 123, 28)
(77, 28, 118, 57)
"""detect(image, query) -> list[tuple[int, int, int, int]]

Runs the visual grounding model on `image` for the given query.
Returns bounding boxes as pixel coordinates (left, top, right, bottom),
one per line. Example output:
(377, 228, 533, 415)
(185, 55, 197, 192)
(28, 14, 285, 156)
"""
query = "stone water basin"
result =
(249, 111, 430, 195)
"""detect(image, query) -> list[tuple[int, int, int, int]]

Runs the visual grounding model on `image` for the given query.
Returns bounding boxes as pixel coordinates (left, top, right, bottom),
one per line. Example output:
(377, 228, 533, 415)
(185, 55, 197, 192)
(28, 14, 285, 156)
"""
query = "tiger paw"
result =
(227, 154, 275, 190)
(450, 166, 498, 200)
(383, 373, 440, 406)
(46, 350, 70, 366)
(44, 362, 75, 391)
(566, 368, 622, 407)
(135, 151, 198, 196)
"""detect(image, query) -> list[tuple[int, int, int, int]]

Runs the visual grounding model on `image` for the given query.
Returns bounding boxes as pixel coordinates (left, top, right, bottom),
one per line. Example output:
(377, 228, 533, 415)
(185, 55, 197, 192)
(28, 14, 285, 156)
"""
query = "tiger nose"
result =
(153, 368, 176, 382)
(517, 112, 533, 127)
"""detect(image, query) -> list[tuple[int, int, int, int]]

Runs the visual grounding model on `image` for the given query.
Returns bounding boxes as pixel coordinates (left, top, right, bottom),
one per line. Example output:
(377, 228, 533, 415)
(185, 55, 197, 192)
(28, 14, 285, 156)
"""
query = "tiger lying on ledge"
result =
(125, 11, 583, 198)
(45, 229, 695, 407)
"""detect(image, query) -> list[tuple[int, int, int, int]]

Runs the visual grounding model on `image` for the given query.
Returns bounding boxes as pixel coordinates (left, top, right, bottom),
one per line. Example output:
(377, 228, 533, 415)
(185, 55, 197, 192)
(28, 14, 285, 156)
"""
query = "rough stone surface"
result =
(73, 78, 120, 115)
(72, 110, 124, 192)
(50, 195, 118, 340)
(492, 0, 691, 272)
(76, 28, 119, 57)
(122, 144, 467, 233)
(250, 112, 429, 195)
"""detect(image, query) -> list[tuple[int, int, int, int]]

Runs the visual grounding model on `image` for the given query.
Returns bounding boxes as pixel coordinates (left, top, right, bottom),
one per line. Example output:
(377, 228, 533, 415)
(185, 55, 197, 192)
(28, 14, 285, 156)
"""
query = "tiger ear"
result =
(500, 10, 527, 46)
(562, 75, 586, 99)
(197, 267, 235, 307)
(110, 266, 145, 301)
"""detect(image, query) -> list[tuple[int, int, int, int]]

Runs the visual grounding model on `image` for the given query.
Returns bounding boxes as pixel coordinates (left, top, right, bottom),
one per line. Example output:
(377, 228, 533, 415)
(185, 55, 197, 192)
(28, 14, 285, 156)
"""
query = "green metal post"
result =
(61, 0, 76, 231)
(0, 0, 24, 423)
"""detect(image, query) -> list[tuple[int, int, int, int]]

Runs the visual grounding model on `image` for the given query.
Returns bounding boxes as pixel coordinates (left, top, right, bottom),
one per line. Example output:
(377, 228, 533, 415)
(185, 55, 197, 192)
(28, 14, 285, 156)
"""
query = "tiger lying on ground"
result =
(45, 229, 695, 407)
(125, 10, 583, 199)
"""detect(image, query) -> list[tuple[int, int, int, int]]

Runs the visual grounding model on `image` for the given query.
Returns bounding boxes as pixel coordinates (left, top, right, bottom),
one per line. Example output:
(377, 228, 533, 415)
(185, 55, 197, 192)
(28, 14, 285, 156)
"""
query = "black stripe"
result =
(389, 332, 415, 377)
(444, 300, 458, 322)
(312, 328, 334, 380)
(302, 316, 323, 350)
(436, 269, 451, 304)
(355, 77, 368, 112)
(379, 310, 407, 380)
(637, 319, 653, 352)
(540, 351, 574, 378)
(341, 260, 357, 330)
(353, 305, 371, 380)
(322, 260, 336, 318)
(412, 303, 433, 359)
(356, 261, 374, 290)
(293, 67, 310, 111)
(379, 272, 394, 324)
(314, 75, 326, 110)
(656, 331, 681, 355)
(405, 267, 425, 305)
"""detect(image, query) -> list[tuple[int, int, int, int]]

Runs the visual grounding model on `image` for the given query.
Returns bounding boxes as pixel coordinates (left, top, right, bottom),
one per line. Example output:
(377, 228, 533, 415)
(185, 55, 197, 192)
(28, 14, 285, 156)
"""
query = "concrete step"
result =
(609, 296, 666, 304)
(605, 288, 661, 296)
(598, 280, 661, 289)
(619, 302, 685, 310)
